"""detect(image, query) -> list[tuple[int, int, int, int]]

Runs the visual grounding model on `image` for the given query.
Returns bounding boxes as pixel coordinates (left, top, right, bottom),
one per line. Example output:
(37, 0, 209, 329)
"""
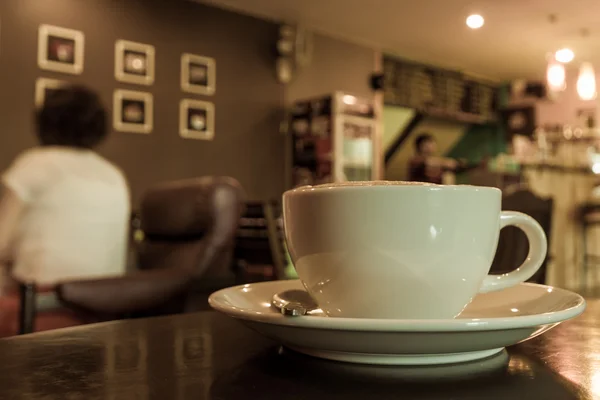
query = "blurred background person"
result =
(408, 133, 479, 184)
(0, 85, 130, 290)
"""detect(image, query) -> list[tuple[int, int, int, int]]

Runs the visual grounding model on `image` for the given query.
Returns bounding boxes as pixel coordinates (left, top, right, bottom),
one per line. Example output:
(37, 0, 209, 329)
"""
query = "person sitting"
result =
(407, 133, 476, 184)
(0, 85, 130, 289)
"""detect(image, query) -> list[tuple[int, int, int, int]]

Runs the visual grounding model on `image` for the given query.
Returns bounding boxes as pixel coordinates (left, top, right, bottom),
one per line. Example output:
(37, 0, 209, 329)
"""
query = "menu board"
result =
(382, 55, 498, 123)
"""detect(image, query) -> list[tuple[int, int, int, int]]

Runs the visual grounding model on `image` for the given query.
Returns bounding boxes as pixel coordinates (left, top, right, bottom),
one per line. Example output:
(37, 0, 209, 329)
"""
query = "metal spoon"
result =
(272, 289, 320, 316)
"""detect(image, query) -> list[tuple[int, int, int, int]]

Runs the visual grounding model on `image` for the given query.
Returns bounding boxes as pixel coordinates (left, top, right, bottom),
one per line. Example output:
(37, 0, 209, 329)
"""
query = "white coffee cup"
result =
(282, 181, 547, 320)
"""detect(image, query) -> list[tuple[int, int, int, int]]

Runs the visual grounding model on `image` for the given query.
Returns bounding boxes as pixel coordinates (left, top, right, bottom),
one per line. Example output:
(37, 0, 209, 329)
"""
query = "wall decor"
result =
(115, 40, 155, 85)
(181, 53, 216, 95)
(37, 24, 84, 74)
(34, 77, 67, 108)
(179, 99, 214, 140)
(113, 89, 153, 134)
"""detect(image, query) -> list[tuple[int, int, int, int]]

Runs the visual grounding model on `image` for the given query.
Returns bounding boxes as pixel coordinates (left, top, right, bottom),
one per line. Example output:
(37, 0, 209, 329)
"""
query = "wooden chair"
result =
(234, 201, 288, 281)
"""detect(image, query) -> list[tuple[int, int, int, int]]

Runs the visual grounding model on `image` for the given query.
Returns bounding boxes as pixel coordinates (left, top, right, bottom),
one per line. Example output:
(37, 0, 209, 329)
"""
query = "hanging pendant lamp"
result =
(546, 59, 566, 92)
(577, 62, 597, 100)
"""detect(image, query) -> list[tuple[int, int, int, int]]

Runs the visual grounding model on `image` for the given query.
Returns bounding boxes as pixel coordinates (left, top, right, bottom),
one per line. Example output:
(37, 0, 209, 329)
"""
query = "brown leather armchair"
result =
(137, 176, 245, 291)
(17, 176, 245, 334)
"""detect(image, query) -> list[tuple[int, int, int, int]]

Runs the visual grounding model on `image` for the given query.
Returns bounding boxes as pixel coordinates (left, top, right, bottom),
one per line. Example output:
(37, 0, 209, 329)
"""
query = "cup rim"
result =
(284, 182, 501, 196)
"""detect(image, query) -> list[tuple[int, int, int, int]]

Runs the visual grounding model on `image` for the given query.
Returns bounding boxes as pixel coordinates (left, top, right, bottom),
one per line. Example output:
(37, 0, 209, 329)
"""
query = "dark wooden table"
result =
(0, 301, 598, 399)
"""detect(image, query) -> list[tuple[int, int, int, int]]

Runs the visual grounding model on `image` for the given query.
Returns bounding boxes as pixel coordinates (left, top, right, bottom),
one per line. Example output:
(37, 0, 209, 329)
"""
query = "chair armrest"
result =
(56, 268, 193, 315)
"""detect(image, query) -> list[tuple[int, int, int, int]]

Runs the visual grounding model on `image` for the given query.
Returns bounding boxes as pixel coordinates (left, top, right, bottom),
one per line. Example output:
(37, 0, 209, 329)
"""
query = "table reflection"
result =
(175, 327, 213, 399)
(208, 345, 581, 399)
(517, 308, 600, 399)
(105, 331, 148, 400)
(0, 311, 592, 399)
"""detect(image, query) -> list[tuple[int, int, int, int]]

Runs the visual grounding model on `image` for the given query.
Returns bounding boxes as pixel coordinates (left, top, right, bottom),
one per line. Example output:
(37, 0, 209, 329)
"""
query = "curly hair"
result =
(35, 85, 107, 149)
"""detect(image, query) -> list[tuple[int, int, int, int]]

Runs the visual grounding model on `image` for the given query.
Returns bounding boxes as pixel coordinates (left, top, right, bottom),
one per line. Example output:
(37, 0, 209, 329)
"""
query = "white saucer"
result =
(209, 280, 585, 365)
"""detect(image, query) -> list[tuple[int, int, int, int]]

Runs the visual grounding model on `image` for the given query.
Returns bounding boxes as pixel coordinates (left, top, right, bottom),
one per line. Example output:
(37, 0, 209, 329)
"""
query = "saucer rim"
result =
(208, 280, 586, 332)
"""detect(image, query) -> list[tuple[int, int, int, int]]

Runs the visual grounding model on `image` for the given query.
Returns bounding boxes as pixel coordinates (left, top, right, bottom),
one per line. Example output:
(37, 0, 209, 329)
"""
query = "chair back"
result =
(234, 201, 287, 281)
(138, 177, 245, 284)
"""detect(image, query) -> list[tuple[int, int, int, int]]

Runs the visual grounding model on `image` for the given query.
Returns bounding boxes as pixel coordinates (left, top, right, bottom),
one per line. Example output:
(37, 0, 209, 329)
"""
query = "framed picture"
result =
(180, 53, 215, 95)
(34, 77, 67, 108)
(37, 24, 84, 74)
(179, 99, 214, 140)
(115, 40, 155, 85)
(113, 89, 153, 134)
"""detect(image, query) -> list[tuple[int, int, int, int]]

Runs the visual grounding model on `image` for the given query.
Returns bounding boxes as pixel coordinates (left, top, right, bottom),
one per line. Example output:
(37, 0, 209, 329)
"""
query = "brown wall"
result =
(286, 33, 375, 102)
(0, 0, 284, 203)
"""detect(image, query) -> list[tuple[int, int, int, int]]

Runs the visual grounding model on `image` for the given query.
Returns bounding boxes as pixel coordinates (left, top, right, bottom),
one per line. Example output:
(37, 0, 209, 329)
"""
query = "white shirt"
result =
(2, 147, 130, 285)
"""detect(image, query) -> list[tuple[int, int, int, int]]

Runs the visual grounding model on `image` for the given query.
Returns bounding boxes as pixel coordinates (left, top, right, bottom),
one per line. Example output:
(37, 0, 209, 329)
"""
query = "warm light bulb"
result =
(466, 14, 484, 29)
(547, 61, 566, 92)
(555, 48, 574, 63)
(577, 62, 597, 101)
(342, 95, 357, 105)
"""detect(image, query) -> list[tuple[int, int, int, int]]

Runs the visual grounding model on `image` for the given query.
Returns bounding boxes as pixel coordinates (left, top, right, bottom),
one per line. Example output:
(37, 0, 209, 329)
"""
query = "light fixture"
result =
(546, 60, 566, 92)
(577, 62, 597, 100)
(555, 48, 574, 63)
(342, 94, 357, 105)
(466, 14, 484, 29)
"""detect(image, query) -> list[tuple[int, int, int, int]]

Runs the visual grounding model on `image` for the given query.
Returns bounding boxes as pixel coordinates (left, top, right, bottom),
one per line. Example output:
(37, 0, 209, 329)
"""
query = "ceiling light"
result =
(466, 14, 484, 29)
(577, 62, 597, 101)
(555, 48, 574, 63)
(546, 60, 566, 92)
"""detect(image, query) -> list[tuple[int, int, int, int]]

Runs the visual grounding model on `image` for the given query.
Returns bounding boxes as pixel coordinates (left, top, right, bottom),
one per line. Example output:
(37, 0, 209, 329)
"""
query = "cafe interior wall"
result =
(0, 0, 287, 204)
(0, 0, 381, 203)
(284, 35, 375, 103)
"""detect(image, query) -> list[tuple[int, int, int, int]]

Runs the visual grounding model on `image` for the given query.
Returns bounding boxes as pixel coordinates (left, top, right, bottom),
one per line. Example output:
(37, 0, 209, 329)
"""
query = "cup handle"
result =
(479, 211, 548, 293)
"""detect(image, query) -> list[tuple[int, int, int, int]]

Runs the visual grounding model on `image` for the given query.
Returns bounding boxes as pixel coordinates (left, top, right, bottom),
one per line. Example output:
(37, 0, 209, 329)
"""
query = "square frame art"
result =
(34, 77, 67, 108)
(115, 40, 155, 86)
(38, 24, 84, 75)
(180, 53, 216, 95)
(179, 99, 214, 140)
(113, 89, 153, 134)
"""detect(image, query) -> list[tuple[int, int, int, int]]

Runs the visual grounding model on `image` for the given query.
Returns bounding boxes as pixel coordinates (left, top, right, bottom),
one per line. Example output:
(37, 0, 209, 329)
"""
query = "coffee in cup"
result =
(282, 181, 547, 319)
